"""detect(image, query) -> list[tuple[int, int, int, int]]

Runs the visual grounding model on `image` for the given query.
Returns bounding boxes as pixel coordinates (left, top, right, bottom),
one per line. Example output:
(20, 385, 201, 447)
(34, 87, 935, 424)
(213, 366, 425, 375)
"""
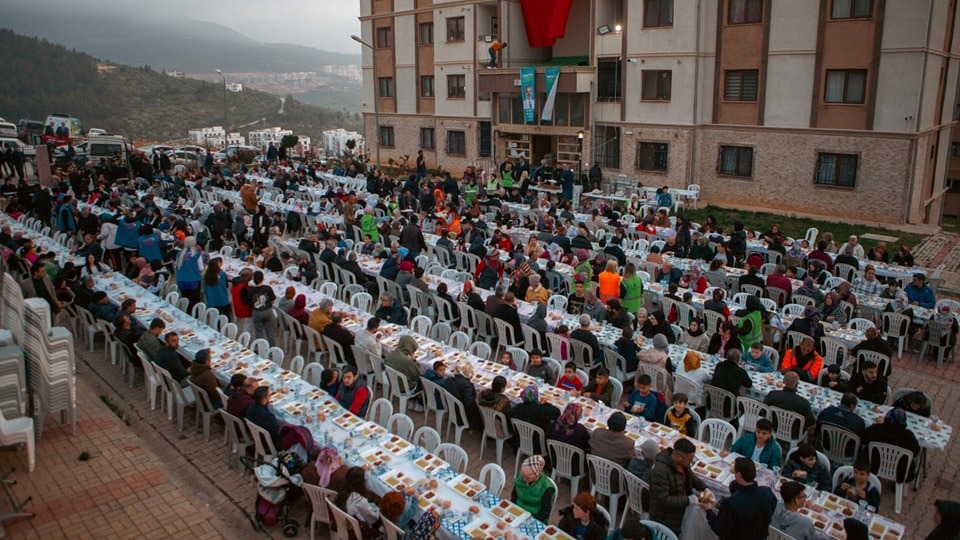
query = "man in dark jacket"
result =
(399, 218, 427, 261)
(817, 392, 866, 436)
(570, 313, 602, 369)
(763, 370, 816, 429)
(323, 313, 356, 367)
(728, 221, 747, 266)
(738, 265, 767, 290)
(246, 386, 281, 447)
(649, 439, 706, 534)
(154, 332, 189, 386)
(706, 457, 777, 539)
(490, 292, 523, 343)
(848, 361, 889, 405)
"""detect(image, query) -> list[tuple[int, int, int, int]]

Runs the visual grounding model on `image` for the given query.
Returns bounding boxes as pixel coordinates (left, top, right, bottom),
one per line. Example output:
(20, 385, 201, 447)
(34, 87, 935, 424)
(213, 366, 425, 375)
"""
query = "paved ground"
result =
(913, 232, 960, 295)
(2, 334, 958, 539)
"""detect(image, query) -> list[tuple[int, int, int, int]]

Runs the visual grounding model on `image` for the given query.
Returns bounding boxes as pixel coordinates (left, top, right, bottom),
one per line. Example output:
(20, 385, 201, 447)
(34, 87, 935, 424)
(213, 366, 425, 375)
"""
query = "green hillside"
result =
(0, 29, 361, 143)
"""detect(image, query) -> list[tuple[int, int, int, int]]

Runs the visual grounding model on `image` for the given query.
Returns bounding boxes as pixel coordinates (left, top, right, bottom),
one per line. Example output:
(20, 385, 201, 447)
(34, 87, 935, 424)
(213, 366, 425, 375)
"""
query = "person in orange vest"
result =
(597, 259, 621, 303)
(488, 39, 508, 68)
(439, 202, 462, 236)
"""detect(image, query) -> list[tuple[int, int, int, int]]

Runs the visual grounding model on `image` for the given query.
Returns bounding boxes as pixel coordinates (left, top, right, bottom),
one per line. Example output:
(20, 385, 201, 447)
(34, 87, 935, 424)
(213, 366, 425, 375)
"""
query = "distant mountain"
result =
(0, 29, 361, 143)
(2, 5, 360, 73)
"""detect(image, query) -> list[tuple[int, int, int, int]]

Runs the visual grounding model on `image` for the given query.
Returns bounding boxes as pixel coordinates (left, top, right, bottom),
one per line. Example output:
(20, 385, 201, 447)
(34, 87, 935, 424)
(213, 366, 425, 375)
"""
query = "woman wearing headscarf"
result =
(682, 264, 708, 294)
(638, 334, 673, 374)
(678, 318, 710, 352)
(924, 500, 960, 540)
(337, 466, 383, 539)
(786, 305, 826, 352)
(704, 287, 731, 319)
(287, 294, 309, 325)
(819, 292, 847, 325)
(457, 280, 485, 311)
(378, 491, 417, 532)
(679, 350, 711, 385)
(510, 386, 560, 454)
(202, 257, 231, 317)
(834, 281, 858, 308)
(860, 407, 921, 481)
(796, 276, 825, 304)
(443, 361, 483, 431)
(547, 402, 591, 475)
(477, 375, 513, 438)
(640, 310, 675, 343)
(735, 295, 768, 351)
(527, 303, 549, 337)
(176, 236, 205, 310)
(302, 446, 348, 492)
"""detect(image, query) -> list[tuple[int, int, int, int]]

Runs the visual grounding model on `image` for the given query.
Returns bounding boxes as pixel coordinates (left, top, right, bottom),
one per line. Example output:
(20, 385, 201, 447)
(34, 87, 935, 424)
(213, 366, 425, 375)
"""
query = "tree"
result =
(344, 138, 356, 157)
(280, 134, 299, 149)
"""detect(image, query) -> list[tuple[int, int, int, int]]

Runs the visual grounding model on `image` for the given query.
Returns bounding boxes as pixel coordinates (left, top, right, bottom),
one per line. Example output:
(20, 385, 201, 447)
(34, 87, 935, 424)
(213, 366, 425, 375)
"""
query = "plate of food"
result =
(826, 520, 847, 540)
(696, 445, 721, 462)
(448, 474, 486, 499)
(417, 490, 446, 512)
(359, 447, 392, 468)
(333, 414, 364, 430)
(644, 423, 677, 437)
(358, 421, 388, 439)
(868, 517, 905, 540)
(489, 498, 531, 527)
(538, 525, 576, 540)
(381, 435, 413, 456)
(692, 462, 732, 483)
(283, 402, 306, 417)
(413, 452, 447, 474)
(818, 493, 858, 517)
(797, 507, 830, 531)
(583, 417, 607, 430)
(379, 469, 414, 492)
(464, 519, 507, 540)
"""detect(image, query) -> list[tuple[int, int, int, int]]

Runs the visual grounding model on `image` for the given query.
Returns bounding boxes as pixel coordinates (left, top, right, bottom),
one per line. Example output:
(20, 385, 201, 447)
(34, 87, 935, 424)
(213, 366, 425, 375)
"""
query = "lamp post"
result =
(352, 35, 381, 169)
(215, 69, 227, 133)
(577, 130, 584, 186)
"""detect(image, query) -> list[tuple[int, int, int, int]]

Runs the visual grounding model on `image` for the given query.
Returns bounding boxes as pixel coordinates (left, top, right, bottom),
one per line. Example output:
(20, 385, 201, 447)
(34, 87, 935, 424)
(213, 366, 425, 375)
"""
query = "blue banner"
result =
(520, 67, 536, 124)
(540, 67, 560, 122)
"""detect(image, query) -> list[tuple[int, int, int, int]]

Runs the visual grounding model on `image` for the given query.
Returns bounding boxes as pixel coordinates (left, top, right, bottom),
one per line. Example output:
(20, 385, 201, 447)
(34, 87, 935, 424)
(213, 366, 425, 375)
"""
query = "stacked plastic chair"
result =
(0, 275, 28, 420)
(21, 298, 76, 438)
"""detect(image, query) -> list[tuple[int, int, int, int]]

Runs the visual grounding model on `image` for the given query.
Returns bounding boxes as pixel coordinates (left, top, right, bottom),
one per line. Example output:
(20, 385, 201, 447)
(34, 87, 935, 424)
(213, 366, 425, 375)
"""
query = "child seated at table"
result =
(556, 362, 583, 393)
(664, 393, 696, 435)
(624, 374, 660, 422)
(819, 364, 848, 393)
(741, 342, 775, 373)
(834, 459, 881, 511)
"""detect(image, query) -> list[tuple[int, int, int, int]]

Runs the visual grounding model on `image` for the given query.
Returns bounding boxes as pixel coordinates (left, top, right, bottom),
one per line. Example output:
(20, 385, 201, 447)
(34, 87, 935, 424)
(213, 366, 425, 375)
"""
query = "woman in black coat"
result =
(443, 362, 483, 431)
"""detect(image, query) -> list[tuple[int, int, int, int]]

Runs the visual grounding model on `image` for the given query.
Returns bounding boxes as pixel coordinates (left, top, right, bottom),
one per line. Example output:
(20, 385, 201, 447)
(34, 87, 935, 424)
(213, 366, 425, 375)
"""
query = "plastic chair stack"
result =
(0, 276, 28, 420)
(21, 298, 77, 438)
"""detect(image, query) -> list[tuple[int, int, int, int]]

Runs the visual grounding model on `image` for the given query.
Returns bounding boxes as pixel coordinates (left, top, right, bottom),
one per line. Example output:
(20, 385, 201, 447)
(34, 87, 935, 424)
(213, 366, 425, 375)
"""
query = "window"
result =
(378, 77, 394, 98)
(724, 70, 759, 101)
(824, 70, 866, 104)
(420, 76, 435, 98)
(419, 22, 434, 45)
(815, 153, 858, 187)
(447, 130, 466, 155)
(949, 178, 960, 194)
(641, 71, 672, 101)
(832, 0, 872, 19)
(420, 128, 435, 150)
(593, 125, 621, 169)
(717, 145, 753, 177)
(446, 17, 465, 42)
(376, 27, 393, 48)
(644, 0, 673, 27)
(728, 0, 763, 24)
(478, 122, 492, 157)
(498, 93, 587, 127)
(952, 142, 960, 158)
(597, 59, 622, 101)
(379, 126, 395, 147)
(447, 75, 466, 99)
(636, 142, 669, 171)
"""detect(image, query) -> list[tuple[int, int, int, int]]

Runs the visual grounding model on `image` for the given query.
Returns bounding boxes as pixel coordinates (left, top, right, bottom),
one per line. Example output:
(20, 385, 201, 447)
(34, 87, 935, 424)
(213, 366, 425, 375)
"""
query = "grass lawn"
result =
(680, 206, 926, 252)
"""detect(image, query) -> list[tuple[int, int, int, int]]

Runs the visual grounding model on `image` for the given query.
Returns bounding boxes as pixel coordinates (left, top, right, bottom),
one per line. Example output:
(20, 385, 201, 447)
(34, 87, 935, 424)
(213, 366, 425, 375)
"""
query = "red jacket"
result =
(231, 282, 252, 318)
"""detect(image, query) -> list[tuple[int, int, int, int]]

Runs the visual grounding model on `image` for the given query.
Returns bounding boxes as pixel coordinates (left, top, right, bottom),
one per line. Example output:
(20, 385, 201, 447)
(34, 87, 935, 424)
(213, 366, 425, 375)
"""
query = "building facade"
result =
(357, 0, 960, 225)
(188, 126, 226, 148)
(323, 128, 366, 157)
(248, 127, 294, 151)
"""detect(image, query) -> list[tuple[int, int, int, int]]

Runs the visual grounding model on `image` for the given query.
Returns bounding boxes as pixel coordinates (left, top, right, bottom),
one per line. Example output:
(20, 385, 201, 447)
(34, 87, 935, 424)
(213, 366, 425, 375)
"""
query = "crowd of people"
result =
(1, 150, 957, 540)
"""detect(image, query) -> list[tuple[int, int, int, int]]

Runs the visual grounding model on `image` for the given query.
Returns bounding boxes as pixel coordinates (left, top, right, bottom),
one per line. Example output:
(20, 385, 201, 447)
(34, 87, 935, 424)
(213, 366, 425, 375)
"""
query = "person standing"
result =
(175, 236, 205, 310)
(649, 439, 707, 535)
(247, 271, 277, 345)
(487, 39, 507, 68)
(706, 457, 778, 539)
(415, 149, 426, 180)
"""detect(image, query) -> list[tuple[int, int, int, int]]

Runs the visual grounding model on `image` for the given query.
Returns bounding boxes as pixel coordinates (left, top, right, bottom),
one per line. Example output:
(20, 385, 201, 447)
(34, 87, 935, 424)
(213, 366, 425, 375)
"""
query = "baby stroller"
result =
(241, 444, 308, 537)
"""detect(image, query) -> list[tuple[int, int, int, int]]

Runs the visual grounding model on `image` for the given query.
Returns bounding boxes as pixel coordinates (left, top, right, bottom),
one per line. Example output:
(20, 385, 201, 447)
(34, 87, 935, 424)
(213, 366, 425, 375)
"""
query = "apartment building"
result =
(248, 127, 294, 152)
(357, 0, 960, 225)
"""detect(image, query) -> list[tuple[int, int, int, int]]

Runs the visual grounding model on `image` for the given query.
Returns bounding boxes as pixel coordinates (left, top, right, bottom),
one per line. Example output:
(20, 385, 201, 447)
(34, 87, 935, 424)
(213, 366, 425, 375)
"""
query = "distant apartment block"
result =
(357, 0, 960, 225)
(248, 127, 294, 151)
(226, 133, 246, 146)
(188, 126, 226, 148)
(323, 128, 365, 157)
(226, 83, 244, 93)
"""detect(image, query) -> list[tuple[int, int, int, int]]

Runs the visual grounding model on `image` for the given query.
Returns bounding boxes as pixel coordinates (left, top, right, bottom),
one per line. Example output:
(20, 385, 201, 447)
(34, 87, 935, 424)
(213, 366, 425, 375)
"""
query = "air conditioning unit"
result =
(513, 79, 521, 87)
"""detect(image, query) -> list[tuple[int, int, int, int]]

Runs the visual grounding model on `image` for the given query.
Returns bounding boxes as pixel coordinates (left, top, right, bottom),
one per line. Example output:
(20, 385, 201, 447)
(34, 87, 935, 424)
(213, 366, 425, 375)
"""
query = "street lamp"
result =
(215, 69, 227, 133)
(352, 34, 381, 169)
(577, 130, 584, 186)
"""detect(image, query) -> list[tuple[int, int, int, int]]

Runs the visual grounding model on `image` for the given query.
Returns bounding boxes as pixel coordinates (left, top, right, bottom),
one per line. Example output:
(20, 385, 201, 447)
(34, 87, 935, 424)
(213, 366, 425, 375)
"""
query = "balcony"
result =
(478, 64, 595, 96)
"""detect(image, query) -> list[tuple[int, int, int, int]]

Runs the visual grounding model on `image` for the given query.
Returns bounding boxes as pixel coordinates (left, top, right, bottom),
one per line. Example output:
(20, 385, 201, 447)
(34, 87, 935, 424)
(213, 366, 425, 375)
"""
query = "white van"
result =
(87, 135, 131, 163)
(0, 122, 18, 139)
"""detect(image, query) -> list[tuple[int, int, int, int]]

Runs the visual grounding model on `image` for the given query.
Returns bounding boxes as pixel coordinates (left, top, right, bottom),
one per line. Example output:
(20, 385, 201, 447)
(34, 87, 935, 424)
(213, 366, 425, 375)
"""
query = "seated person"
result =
(588, 412, 635, 468)
(780, 337, 823, 383)
(511, 455, 555, 523)
(557, 492, 610, 540)
(819, 364, 848, 393)
(556, 362, 584, 393)
(833, 459, 881, 511)
(335, 367, 371, 417)
(817, 392, 866, 437)
(580, 367, 614, 406)
(849, 361, 888, 405)
(781, 443, 831, 489)
(731, 418, 782, 470)
(860, 407, 920, 481)
(764, 371, 817, 430)
(891, 390, 931, 418)
(525, 350, 556, 384)
(741, 342, 775, 373)
(772, 481, 817, 540)
(663, 393, 696, 436)
(624, 374, 660, 422)
(245, 386, 282, 447)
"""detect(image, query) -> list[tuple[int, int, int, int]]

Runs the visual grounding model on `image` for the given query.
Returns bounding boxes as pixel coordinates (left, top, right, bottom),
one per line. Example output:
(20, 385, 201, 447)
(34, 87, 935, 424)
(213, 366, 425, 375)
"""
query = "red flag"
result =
(520, 0, 573, 48)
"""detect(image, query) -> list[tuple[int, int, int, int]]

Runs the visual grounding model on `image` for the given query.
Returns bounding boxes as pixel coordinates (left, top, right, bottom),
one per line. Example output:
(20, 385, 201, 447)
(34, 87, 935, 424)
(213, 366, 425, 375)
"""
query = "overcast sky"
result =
(13, 0, 363, 54)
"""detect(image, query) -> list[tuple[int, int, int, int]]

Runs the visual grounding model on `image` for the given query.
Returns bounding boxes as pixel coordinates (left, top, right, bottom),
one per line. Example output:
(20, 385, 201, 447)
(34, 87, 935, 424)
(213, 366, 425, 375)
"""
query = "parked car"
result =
(137, 144, 175, 156)
(213, 145, 259, 164)
(168, 149, 202, 169)
(86, 128, 108, 137)
(177, 145, 207, 155)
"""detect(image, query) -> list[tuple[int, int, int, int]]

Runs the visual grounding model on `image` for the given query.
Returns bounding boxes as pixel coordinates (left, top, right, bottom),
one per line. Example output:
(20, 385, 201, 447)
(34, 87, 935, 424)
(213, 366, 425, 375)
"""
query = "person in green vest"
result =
(463, 175, 479, 206)
(359, 206, 379, 243)
(486, 172, 501, 196)
(735, 295, 767, 350)
(510, 455, 555, 523)
(619, 262, 645, 316)
(501, 162, 515, 190)
(573, 249, 594, 283)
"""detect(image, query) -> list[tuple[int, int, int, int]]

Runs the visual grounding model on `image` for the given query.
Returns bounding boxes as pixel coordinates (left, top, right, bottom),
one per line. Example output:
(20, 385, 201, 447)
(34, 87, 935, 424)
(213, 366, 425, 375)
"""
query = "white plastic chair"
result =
(737, 397, 769, 437)
(185, 380, 218, 441)
(350, 292, 373, 313)
(641, 520, 678, 540)
(847, 318, 875, 332)
(622, 472, 650, 527)
(0, 409, 34, 472)
(587, 454, 625, 526)
(768, 526, 796, 540)
(303, 363, 324, 386)
(386, 413, 415, 440)
(469, 341, 492, 360)
(547, 439, 586, 504)
(441, 389, 470, 446)
(327, 500, 362, 540)
(219, 408, 253, 472)
(478, 406, 511, 466)
(480, 463, 507, 499)
(301, 483, 337, 539)
(289, 355, 305, 375)
(436, 442, 468, 474)
(781, 304, 805, 319)
(410, 315, 432, 335)
(245, 418, 278, 462)
(447, 331, 471, 350)
(867, 442, 912, 514)
(420, 377, 447, 434)
(318, 282, 338, 298)
(384, 365, 421, 414)
(413, 426, 441, 452)
(547, 294, 568, 312)
(366, 397, 393, 428)
(697, 419, 736, 451)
